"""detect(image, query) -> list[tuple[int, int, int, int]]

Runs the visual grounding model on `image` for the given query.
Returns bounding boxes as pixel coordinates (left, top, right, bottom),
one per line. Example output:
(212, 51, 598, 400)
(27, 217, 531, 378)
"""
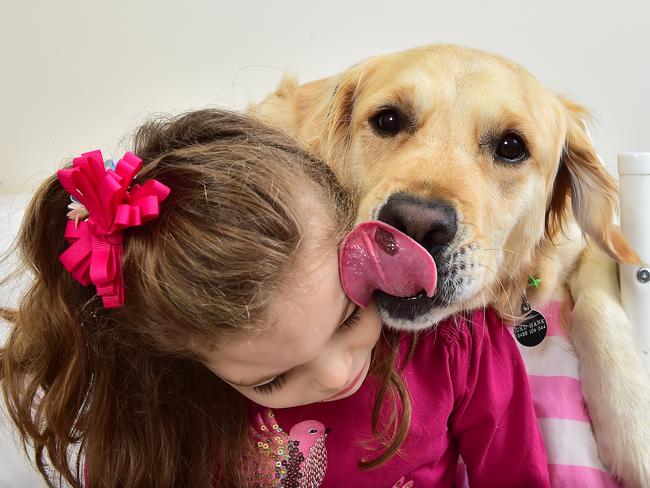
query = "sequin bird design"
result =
(391, 476, 414, 488)
(253, 409, 329, 487)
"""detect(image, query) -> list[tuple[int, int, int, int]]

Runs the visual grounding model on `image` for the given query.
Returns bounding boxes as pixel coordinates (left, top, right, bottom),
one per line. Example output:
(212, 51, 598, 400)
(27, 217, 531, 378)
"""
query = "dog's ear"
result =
(547, 98, 639, 264)
(250, 74, 302, 134)
(251, 73, 335, 148)
(252, 61, 370, 182)
(319, 62, 369, 178)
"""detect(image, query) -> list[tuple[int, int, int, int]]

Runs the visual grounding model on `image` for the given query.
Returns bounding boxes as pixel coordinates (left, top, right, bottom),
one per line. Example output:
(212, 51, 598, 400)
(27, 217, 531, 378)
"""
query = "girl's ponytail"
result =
(1, 173, 94, 486)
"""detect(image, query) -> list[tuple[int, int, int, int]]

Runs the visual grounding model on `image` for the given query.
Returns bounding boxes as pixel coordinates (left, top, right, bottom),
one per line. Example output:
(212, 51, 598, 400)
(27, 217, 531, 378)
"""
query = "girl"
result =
(0, 109, 549, 487)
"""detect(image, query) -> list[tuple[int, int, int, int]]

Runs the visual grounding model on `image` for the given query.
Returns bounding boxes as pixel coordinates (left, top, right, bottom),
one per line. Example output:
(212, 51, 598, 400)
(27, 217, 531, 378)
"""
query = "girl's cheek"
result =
(361, 304, 382, 339)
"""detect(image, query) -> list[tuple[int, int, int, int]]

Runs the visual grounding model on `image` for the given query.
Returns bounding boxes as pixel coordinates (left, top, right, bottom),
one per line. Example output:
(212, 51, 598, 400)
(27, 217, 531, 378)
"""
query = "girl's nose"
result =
(312, 352, 351, 393)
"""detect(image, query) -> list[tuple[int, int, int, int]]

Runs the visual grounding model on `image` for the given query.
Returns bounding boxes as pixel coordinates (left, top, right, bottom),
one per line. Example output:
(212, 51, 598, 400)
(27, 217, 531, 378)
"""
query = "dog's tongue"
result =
(339, 221, 437, 307)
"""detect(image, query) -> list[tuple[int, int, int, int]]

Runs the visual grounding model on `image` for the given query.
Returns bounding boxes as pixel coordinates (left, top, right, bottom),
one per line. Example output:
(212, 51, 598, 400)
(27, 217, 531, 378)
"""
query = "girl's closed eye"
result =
(253, 375, 287, 395)
(253, 307, 362, 396)
(342, 307, 361, 328)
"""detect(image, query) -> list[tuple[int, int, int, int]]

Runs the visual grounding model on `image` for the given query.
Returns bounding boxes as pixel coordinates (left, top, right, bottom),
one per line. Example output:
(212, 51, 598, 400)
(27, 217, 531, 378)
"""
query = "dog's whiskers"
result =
(491, 259, 524, 293)
(476, 263, 522, 322)
(485, 279, 515, 321)
(476, 245, 525, 258)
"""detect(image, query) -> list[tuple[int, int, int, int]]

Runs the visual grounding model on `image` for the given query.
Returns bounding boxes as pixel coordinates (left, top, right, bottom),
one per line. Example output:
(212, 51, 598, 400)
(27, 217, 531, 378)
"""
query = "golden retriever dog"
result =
(252, 45, 650, 487)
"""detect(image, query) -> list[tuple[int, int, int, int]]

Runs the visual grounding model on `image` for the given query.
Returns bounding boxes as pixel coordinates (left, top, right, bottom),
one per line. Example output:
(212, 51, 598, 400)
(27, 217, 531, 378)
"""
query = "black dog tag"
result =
(514, 300, 547, 347)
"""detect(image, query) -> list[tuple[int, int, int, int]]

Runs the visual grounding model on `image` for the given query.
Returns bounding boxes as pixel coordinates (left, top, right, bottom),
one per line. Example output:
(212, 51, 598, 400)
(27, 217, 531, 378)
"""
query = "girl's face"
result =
(203, 203, 382, 409)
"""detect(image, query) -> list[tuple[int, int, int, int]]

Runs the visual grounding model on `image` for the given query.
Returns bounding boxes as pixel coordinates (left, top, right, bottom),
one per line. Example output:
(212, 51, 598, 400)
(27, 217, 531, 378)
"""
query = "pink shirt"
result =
(248, 308, 550, 487)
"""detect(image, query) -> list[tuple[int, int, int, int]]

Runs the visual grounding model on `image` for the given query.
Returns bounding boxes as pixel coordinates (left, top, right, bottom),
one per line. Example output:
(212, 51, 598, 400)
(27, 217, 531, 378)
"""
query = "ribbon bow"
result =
(57, 150, 171, 308)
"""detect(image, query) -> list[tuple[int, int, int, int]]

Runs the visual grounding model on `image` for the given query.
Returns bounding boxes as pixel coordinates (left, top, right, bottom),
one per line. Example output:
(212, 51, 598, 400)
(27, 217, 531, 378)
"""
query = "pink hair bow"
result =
(57, 150, 171, 308)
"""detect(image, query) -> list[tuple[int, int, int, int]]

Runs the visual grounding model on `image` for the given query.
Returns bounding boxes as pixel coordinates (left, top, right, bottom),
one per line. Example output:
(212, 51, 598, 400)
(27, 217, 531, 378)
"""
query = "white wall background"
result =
(0, 0, 649, 485)
(1, 0, 649, 196)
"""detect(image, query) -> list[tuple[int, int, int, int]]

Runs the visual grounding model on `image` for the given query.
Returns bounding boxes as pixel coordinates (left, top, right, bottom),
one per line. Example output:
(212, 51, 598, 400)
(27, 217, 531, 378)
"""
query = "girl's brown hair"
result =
(0, 109, 411, 487)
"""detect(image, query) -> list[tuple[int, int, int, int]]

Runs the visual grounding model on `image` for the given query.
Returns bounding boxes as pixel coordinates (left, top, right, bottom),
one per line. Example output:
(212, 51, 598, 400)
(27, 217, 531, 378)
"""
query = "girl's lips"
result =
(324, 357, 370, 401)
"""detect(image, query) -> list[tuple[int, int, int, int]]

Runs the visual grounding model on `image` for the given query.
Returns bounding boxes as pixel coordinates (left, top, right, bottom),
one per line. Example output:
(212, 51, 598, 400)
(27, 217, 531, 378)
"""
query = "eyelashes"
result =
(253, 307, 362, 396)
(253, 375, 287, 395)
(342, 307, 361, 328)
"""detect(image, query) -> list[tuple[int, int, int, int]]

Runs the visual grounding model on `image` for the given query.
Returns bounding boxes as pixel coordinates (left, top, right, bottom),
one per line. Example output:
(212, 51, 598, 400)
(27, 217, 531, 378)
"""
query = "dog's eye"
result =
(370, 109, 403, 136)
(494, 133, 527, 163)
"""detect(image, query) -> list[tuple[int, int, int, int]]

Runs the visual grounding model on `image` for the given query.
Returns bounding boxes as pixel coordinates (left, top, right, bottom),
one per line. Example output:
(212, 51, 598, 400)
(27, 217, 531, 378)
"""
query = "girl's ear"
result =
(547, 98, 639, 264)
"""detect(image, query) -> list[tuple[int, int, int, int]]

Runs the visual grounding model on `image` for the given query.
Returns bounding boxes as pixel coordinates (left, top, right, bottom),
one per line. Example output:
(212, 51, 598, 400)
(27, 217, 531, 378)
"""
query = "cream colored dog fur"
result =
(252, 45, 650, 487)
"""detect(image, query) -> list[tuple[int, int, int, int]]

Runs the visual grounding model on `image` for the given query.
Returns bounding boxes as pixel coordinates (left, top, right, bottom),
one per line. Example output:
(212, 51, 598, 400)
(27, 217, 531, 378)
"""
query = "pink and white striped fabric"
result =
(513, 302, 621, 488)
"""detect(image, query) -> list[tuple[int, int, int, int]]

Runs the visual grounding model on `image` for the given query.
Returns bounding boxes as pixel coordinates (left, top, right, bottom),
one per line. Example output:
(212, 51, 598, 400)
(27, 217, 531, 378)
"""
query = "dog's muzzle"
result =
(375, 194, 459, 320)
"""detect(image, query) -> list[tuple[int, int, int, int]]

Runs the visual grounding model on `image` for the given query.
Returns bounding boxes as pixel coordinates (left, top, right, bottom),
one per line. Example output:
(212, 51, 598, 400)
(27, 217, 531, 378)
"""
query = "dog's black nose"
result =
(377, 196, 457, 254)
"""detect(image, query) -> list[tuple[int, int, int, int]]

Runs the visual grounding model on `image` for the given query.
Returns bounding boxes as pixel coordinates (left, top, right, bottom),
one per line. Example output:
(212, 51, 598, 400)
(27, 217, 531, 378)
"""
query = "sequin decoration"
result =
(252, 409, 329, 487)
(391, 476, 415, 488)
